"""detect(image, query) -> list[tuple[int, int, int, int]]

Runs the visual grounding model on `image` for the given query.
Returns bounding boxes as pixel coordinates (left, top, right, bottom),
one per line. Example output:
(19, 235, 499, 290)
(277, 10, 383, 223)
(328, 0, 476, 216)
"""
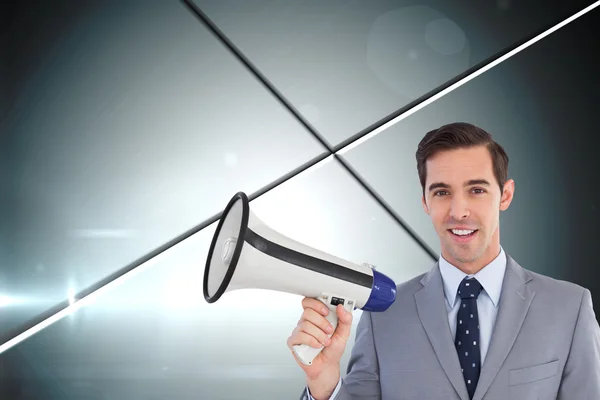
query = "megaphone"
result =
(204, 192, 397, 366)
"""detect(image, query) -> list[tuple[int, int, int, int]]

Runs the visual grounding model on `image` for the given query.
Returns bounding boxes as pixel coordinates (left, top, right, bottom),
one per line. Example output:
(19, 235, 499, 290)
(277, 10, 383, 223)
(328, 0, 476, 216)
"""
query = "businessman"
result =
(289, 122, 600, 399)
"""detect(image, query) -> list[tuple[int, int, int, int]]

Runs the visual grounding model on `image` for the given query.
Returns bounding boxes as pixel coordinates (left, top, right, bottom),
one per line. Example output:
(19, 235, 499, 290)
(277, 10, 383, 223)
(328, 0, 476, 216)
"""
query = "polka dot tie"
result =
(455, 277, 483, 399)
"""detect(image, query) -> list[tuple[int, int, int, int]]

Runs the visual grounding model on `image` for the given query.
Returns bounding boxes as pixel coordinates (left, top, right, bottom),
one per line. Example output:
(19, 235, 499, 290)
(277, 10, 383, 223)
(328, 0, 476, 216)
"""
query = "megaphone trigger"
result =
(292, 293, 355, 366)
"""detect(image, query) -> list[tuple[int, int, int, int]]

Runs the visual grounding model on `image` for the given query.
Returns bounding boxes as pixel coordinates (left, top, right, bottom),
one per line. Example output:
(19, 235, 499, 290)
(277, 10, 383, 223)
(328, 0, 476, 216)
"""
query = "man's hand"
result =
(287, 297, 354, 399)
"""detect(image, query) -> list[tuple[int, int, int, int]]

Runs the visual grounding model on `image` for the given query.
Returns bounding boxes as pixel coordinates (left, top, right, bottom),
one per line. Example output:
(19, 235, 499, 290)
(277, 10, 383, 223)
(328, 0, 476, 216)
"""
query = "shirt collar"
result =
(438, 246, 507, 309)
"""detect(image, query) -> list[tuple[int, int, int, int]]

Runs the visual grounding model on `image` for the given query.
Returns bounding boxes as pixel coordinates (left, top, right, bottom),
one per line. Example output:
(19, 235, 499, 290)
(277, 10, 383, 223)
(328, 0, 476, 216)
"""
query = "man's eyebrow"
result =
(466, 179, 491, 187)
(428, 182, 449, 192)
(428, 179, 491, 192)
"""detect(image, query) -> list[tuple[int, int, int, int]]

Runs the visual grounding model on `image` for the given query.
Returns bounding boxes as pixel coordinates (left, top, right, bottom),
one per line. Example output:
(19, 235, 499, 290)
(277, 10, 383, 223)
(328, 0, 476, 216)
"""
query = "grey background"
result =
(1, 0, 599, 398)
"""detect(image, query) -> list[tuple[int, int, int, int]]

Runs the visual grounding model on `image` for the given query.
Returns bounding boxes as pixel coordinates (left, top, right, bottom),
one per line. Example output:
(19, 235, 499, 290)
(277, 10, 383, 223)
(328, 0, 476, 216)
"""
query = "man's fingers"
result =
(332, 304, 353, 342)
(298, 320, 330, 346)
(287, 329, 327, 350)
(301, 297, 331, 316)
(296, 298, 354, 354)
(301, 308, 335, 336)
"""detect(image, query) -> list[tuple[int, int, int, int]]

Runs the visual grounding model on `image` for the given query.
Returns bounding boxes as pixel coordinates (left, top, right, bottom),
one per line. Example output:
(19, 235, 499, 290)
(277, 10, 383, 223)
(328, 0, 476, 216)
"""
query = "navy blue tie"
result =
(455, 277, 483, 399)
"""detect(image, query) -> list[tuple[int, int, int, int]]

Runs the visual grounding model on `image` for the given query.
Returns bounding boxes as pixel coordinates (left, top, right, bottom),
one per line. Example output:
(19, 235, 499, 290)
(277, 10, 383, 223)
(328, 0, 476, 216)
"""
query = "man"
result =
(289, 122, 600, 399)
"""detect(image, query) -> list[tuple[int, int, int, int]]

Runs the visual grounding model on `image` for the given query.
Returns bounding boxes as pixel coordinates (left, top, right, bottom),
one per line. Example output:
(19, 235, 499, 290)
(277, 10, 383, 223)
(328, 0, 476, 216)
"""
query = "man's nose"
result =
(449, 196, 470, 220)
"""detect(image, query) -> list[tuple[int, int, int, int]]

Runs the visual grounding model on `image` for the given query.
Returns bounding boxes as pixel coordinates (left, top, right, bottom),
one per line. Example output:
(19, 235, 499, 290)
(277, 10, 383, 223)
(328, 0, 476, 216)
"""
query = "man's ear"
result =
(500, 179, 515, 211)
(422, 195, 430, 215)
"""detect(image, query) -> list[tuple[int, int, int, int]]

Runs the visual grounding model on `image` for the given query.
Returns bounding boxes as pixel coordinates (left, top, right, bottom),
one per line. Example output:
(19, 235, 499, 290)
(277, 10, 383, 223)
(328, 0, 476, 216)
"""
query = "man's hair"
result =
(416, 122, 509, 196)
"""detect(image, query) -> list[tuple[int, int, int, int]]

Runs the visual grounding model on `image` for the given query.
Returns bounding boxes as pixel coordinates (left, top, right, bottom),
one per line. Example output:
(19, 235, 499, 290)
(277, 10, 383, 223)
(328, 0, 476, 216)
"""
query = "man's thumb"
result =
(333, 304, 353, 342)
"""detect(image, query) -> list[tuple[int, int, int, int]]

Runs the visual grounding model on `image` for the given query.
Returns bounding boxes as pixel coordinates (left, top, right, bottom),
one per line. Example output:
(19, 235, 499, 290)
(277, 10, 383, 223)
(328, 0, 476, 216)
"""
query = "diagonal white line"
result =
(0, 252, 164, 355)
(338, 1, 600, 155)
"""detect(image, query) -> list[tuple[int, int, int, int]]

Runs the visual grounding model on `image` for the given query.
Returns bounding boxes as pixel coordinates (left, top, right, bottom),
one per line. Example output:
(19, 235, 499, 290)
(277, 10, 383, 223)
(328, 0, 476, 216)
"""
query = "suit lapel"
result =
(415, 263, 470, 400)
(472, 256, 535, 400)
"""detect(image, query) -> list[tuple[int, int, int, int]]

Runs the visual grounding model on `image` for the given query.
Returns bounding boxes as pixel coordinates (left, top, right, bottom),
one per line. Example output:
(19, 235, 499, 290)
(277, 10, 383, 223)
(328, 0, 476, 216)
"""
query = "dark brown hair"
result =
(416, 122, 509, 196)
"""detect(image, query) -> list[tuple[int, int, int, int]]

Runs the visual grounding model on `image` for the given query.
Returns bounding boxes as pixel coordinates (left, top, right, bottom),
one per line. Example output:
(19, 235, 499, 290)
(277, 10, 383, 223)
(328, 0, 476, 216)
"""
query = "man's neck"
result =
(443, 246, 502, 276)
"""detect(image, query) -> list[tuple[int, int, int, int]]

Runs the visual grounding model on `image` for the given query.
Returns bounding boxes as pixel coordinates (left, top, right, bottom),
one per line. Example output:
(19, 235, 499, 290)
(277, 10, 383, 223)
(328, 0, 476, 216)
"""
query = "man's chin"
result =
(447, 245, 481, 264)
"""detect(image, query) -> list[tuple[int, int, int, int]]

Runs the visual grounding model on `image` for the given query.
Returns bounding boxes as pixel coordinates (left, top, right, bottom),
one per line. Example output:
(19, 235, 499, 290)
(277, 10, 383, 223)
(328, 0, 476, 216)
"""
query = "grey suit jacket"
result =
(301, 255, 600, 399)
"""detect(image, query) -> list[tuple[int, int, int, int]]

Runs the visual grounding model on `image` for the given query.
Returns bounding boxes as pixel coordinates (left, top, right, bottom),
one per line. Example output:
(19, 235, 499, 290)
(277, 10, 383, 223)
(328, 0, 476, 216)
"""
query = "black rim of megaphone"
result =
(203, 191, 250, 303)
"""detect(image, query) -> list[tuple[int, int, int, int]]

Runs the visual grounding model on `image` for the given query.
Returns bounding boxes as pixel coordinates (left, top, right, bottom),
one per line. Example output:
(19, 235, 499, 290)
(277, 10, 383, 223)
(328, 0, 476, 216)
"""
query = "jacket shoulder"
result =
(395, 272, 428, 296)
(525, 268, 587, 298)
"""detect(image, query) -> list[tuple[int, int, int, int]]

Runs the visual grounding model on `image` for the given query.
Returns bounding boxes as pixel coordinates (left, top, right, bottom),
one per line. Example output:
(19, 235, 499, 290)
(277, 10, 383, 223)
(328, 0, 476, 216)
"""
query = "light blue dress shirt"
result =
(307, 247, 507, 400)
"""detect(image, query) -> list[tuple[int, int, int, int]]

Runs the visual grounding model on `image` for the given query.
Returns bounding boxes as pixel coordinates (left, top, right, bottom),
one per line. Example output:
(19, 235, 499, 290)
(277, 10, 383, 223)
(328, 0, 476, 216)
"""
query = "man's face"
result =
(421, 145, 514, 273)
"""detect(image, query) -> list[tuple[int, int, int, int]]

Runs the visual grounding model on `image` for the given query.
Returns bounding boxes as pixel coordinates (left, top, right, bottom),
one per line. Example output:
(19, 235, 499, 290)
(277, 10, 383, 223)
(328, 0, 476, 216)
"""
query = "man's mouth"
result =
(448, 229, 478, 240)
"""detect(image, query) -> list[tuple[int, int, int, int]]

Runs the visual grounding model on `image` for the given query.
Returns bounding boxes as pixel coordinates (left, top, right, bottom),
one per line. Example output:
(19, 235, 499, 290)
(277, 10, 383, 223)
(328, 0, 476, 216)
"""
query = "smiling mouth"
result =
(448, 229, 478, 238)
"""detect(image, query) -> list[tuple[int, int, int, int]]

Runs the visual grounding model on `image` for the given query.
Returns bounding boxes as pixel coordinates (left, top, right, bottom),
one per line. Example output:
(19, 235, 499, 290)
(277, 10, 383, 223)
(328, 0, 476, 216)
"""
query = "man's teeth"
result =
(452, 229, 475, 236)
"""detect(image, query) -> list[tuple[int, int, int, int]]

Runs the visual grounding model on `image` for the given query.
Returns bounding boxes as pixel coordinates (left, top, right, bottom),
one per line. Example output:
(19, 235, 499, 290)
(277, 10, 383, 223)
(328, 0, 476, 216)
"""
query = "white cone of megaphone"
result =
(204, 192, 397, 366)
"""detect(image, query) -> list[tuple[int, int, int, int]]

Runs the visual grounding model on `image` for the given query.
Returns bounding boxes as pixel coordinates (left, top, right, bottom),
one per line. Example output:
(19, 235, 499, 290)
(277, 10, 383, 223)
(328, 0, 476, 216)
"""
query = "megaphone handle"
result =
(293, 295, 352, 366)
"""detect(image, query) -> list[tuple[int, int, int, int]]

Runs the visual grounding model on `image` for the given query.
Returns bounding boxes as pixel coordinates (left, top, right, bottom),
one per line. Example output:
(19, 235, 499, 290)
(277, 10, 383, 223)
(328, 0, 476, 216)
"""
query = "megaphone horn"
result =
(204, 192, 397, 366)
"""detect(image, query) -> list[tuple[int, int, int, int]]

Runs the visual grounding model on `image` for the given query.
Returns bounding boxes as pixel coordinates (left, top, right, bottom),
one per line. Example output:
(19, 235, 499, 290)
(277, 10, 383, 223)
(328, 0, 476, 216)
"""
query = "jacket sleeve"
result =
(557, 288, 600, 399)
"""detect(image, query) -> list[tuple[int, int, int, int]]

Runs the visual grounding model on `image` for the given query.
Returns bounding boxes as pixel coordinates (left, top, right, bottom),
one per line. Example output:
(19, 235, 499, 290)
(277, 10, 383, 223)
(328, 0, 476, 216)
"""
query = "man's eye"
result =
(472, 188, 486, 194)
(434, 191, 448, 196)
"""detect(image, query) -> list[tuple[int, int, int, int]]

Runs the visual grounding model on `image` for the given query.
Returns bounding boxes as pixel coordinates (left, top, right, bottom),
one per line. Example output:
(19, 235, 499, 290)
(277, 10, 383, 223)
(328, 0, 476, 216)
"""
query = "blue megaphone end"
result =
(362, 269, 397, 312)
